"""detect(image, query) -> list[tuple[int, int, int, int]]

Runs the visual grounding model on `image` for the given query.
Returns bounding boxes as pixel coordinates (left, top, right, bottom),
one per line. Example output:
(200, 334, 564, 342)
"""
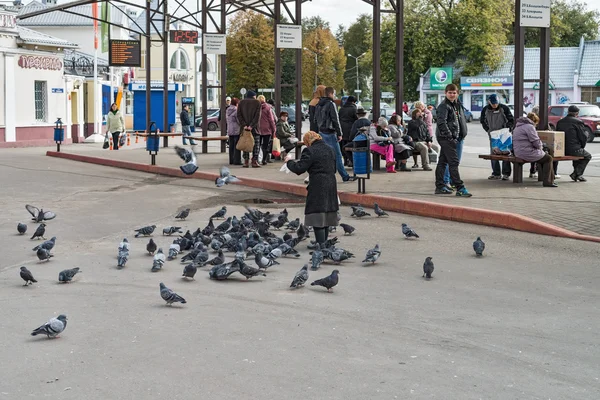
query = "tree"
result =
(226, 11, 274, 95)
(302, 16, 330, 35)
(342, 14, 372, 99)
(302, 27, 346, 98)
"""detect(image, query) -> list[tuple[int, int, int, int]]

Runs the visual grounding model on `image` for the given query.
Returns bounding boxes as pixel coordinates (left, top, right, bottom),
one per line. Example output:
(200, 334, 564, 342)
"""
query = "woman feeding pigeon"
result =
(284, 131, 339, 245)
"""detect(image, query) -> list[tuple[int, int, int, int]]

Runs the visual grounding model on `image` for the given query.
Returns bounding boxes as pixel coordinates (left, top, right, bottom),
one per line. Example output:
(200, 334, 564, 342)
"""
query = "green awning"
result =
(595, 80, 600, 87)
(533, 82, 555, 90)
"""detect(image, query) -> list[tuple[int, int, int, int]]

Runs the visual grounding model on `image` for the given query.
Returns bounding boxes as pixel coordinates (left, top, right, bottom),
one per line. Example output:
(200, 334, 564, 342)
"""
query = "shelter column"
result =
(372, 0, 381, 120)
(395, 0, 404, 114)
(4, 53, 16, 142)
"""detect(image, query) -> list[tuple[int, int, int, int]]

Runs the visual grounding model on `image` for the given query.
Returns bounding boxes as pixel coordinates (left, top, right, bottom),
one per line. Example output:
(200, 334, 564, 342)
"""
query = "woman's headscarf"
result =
(303, 131, 322, 147)
(308, 85, 326, 107)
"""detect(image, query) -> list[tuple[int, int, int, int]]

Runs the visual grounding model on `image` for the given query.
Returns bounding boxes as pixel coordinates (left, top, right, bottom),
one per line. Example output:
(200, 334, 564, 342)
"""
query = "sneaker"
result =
(434, 187, 453, 195)
(554, 174, 561, 179)
(501, 175, 510, 181)
(342, 175, 357, 183)
(456, 187, 473, 197)
(423, 166, 433, 171)
(412, 164, 419, 168)
(444, 184, 455, 191)
(529, 173, 538, 178)
(488, 175, 501, 180)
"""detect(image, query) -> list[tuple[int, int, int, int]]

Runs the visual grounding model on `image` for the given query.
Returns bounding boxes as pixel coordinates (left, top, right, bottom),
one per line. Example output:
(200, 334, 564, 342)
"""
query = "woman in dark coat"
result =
(285, 131, 339, 244)
(338, 96, 358, 166)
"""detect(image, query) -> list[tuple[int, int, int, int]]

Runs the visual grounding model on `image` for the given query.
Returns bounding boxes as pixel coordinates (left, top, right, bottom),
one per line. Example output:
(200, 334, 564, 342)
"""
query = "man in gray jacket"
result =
(480, 94, 514, 180)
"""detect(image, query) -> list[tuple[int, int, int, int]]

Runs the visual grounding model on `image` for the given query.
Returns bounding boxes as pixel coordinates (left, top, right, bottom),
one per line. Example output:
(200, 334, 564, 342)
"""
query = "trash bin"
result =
(352, 130, 372, 175)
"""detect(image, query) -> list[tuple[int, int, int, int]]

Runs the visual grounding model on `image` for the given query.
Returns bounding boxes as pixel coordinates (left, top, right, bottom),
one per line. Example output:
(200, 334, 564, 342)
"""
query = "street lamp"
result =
(347, 52, 366, 101)
(304, 46, 329, 90)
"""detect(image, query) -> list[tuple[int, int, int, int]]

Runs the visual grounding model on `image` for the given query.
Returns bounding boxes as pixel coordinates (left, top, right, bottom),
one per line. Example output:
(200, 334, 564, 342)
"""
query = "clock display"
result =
(169, 30, 199, 44)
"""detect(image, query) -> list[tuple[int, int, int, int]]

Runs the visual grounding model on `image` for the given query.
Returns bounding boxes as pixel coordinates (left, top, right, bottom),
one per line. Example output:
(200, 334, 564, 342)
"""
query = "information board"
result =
(276, 24, 302, 49)
(520, 0, 551, 28)
(109, 40, 141, 67)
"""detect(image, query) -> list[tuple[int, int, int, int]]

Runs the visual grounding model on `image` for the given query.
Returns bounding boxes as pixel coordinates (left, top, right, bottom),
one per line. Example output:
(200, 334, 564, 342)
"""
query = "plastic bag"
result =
(102, 133, 109, 149)
(119, 133, 126, 147)
(279, 162, 291, 174)
(272, 137, 281, 157)
(428, 148, 438, 164)
(490, 128, 512, 153)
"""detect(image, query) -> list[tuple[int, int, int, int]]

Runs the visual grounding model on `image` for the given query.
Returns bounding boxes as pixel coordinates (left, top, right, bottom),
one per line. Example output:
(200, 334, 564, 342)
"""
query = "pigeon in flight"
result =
(17, 222, 27, 235)
(20, 266, 37, 285)
(473, 237, 485, 257)
(146, 238, 157, 255)
(373, 203, 389, 217)
(118, 238, 129, 269)
(31, 314, 67, 339)
(290, 264, 309, 289)
(59, 267, 81, 283)
(32, 236, 56, 252)
(25, 204, 56, 222)
(182, 263, 197, 280)
(159, 282, 186, 305)
(135, 225, 156, 238)
(36, 247, 53, 262)
(30, 223, 46, 240)
(362, 244, 381, 264)
(162, 226, 182, 236)
(215, 166, 240, 187)
(423, 257, 434, 279)
(175, 208, 190, 220)
(339, 223, 355, 235)
(211, 206, 228, 219)
(174, 145, 198, 175)
(401, 223, 419, 239)
(311, 269, 339, 292)
(151, 248, 166, 272)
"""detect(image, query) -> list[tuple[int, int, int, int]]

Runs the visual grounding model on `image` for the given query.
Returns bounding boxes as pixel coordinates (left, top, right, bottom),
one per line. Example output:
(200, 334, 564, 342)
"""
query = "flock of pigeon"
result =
(15, 199, 487, 340)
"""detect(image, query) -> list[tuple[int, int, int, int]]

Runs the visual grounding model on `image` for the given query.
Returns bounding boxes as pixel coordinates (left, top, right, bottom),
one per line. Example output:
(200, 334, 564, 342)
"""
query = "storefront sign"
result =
(461, 75, 514, 88)
(51, 88, 64, 93)
(18, 55, 63, 70)
(203, 34, 226, 55)
(169, 73, 192, 82)
(276, 24, 302, 49)
(430, 67, 453, 90)
(129, 82, 178, 91)
(520, 0, 551, 28)
(0, 12, 17, 28)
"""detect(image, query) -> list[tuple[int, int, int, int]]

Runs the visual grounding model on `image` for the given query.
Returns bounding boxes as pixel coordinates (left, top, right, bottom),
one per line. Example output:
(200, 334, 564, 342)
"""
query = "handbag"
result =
(271, 137, 281, 157)
(102, 133, 109, 149)
(119, 132, 126, 147)
(236, 128, 255, 153)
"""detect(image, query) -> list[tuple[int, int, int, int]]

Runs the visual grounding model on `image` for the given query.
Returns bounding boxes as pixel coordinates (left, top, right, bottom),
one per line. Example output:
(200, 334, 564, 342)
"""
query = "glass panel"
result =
(179, 51, 187, 70)
(170, 52, 177, 69)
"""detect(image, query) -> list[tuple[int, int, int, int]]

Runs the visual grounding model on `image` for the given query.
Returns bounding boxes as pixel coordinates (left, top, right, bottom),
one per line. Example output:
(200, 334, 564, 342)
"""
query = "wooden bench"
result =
(478, 154, 584, 183)
(135, 132, 182, 148)
(188, 136, 229, 153)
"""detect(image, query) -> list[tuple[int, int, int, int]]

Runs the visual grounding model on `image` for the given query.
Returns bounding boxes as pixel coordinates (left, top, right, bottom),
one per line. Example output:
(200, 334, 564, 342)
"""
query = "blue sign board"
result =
(51, 88, 64, 93)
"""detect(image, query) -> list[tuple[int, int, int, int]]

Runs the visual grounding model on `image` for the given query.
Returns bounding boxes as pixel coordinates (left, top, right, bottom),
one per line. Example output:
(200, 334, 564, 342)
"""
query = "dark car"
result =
(462, 107, 473, 123)
(548, 104, 600, 142)
(194, 108, 220, 130)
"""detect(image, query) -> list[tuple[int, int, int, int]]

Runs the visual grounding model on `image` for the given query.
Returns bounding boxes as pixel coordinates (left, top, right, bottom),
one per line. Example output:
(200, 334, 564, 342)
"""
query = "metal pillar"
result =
(539, 27, 550, 130)
(201, 0, 208, 153)
(372, 0, 381, 121)
(294, 0, 302, 147)
(163, 0, 169, 134)
(274, 0, 282, 116)
(395, 0, 404, 114)
(145, 0, 152, 132)
(219, 0, 227, 150)
(514, 0, 524, 125)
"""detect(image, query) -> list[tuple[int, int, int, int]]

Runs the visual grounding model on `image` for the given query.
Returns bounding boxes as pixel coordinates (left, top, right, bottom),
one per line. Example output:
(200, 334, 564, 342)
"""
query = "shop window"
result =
(34, 81, 47, 122)
(581, 87, 600, 105)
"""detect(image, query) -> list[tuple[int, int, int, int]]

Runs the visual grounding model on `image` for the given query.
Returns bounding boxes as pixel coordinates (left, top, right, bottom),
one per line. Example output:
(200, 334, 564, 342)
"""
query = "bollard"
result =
(171, 125, 175, 138)
(135, 132, 139, 144)
(127, 132, 131, 146)
(109, 136, 113, 150)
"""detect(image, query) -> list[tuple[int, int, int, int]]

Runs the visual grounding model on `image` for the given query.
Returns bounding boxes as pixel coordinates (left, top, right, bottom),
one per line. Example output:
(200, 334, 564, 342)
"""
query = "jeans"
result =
(320, 132, 350, 180)
(444, 139, 463, 184)
(111, 131, 121, 150)
(182, 125, 195, 145)
(436, 140, 464, 190)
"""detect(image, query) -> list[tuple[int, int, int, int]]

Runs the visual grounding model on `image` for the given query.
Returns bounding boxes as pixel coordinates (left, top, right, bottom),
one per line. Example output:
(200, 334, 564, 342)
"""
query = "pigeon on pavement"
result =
(254, 253, 279, 270)
(209, 263, 240, 280)
(36, 247, 53, 262)
(215, 217, 232, 233)
(401, 223, 419, 239)
(167, 243, 181, 260)
(423, 257, 434, 279)
(311, 269, 340, 292)
(118, 238, 130, 268)
(362, 244, 381, 264)
(25, 204, 57, 222)
(32, 236, 56, 252)
(290, 264, 309, 289)
(20, 266, 37, 285)
(17, 222, 27, 235)
(160, 282, 187, 305)
(216, 166, 241, 187)
(182, 263, 197, 280)
(473, 237, 485, 257)
(162, 226, 182, 236)
(135, 225, 156, 238)
(152, 248, 166, 272)
(59, 267, 81, 283)
(329, 248, 355, 264)
(211, 206, 228, 219)
(286, 218, 300, 231)
(174, 145, 199, 175)
(30, 223, 46, 240)
(339, 223, 356, 235)
(310, 243, 324, 271)
(207, 250, 225, 265)
(175, 208, 190, 220)
(146, 238, 157, 255)
(374, 203, 389, 217)
(31, 314, 67, 338)
(350, 206, 370, 218)
(238, 261, 267, 280)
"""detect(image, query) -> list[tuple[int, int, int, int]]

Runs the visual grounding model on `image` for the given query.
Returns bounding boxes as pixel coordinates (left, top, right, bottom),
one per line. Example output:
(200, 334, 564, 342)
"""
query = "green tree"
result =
(226, 11, 274, 95)
(302, 27, 346, 98)
(302, 16, 330, 34)
(342, 14, 372, 99)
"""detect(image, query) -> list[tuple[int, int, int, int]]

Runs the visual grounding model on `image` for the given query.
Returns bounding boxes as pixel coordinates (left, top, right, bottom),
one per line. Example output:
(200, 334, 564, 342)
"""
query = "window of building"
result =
(581, 87, 600, 105)
(208, 88, 214, 101)
(34, 81, 47, 122)
(125, 91, 133, 114)
(170, 48, 190, 70)
(198, 60, 212, 73)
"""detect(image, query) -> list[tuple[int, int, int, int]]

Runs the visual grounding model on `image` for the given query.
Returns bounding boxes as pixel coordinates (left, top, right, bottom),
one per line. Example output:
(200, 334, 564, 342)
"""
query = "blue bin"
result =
(146, 135, 160, 153)
(352, 132, 372, 175)
(53, 128, 64, 142)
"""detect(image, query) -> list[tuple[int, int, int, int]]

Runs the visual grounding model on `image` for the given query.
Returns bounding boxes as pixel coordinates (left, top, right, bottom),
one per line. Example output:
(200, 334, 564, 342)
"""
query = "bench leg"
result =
(372, 153, 381, 171)
(221, 139, 227, 153)
(163, 136, 169, 148)
(513, 162, 523, 183)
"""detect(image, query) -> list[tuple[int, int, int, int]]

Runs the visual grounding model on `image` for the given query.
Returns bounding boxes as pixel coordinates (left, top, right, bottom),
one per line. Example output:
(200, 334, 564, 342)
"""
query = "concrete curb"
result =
(46, 150, 600, 243)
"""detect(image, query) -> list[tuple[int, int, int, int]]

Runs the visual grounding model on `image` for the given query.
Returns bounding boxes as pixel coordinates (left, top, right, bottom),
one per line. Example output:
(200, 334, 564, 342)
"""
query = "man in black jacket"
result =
(557, 105, 592, 182)
(480, 94, 514, 180)
(434, 84, 472, 196)
(180, 104, 195, 145)
(316, 87, 355, 182)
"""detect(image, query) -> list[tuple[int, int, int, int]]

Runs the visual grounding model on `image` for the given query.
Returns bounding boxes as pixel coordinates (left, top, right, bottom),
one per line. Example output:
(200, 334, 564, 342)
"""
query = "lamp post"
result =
(347, 52, 366, 102)
(304, 46, 329, 90)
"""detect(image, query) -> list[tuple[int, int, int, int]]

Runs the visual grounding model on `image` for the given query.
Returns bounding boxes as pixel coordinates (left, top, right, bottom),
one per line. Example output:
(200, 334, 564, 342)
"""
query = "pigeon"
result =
(297, 224, 309, 240)
(362, 244, 381, 264)
(167, 243, 181, 260)
(31, 314, 67, 338)
(202, 219, 215, 236)
(210, 206, 228, 219)
(159, 282, 187, 305)
(207, 250, 225, 266)
(329, 248, 355, 264)
(374, 203, 389, 217)
(278, 243, 300, 258)
(30, 223, 46, 240)
(255, 253, 279, 270)
(473, 237, 485, 257)
(175, 208, 190, 220)
(339, 223, 355, 235)
(209, 263, 240, 280)
(117, 238, 130, 268)
(350, 206, 370, 218)
(17, 222, 27, 235)
(36, 247, 53, 262)
(423, 257, 434, 279)
(290, 264, 309, 288)
(310, 243, 324, 271)
(152, 248, 166, 272)
(32, 236, 56, 252)
(20, 266, 37, 285)
(59, 267, 81, 283)
(146, 238, 157, 255)
(174, 145, 198, 175)
(311, 269, 340, 292)
(135, 225, 156, 238)
(401, 223, 419, 239)
(162, 226, 182, 236)
(238, 262, 267, 280)
(286, 218, 300, 231)
(215, 217, 232, 233)
(216, 166, 241, 187)
(182, 263, 197, 280)
(25, 204, 57, 222)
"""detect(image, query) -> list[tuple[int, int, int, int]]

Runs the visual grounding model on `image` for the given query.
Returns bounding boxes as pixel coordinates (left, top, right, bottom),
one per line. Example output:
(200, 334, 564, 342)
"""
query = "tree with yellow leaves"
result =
(302, 28, 346, 99)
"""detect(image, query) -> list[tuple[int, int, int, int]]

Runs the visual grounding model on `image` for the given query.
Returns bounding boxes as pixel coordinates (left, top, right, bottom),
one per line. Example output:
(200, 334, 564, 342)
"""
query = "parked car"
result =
(507, 104, 527, 118)
(548, 104, 600, 142)
(462, 107, 473, 122)
(194, 108, 220, 130)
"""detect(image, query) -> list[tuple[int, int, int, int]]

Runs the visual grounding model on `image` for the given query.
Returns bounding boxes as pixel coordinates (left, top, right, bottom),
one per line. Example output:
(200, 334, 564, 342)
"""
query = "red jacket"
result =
(258, 102, 276, 136)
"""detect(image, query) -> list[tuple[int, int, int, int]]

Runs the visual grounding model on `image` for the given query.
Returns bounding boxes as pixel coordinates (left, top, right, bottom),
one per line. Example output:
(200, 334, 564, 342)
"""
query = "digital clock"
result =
(169, 30, 199, 44)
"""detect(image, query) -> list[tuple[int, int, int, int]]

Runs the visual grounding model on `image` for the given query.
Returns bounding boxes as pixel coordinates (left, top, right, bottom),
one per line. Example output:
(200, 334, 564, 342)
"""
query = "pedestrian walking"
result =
(309, 85, 326, 132)
(180, 104, 195, 145)
(557, 105, 592, 182)
(106, 102, 125, 150)
(480, 94, 514, 180)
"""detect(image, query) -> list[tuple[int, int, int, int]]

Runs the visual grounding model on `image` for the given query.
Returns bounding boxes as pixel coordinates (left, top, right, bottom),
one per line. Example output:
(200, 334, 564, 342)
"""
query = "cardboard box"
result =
(537, 130, 565, 157)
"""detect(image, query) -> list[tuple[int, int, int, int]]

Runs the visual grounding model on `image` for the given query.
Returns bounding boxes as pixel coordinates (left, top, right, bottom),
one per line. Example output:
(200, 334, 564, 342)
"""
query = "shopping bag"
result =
(102, 133, 109, 149)
(119, 132, 126, 147)
(272, 137, 281, 157)
(490, 128, 512, 154)
(236, 128, 255, 153)
(428, 148, 438, 164)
